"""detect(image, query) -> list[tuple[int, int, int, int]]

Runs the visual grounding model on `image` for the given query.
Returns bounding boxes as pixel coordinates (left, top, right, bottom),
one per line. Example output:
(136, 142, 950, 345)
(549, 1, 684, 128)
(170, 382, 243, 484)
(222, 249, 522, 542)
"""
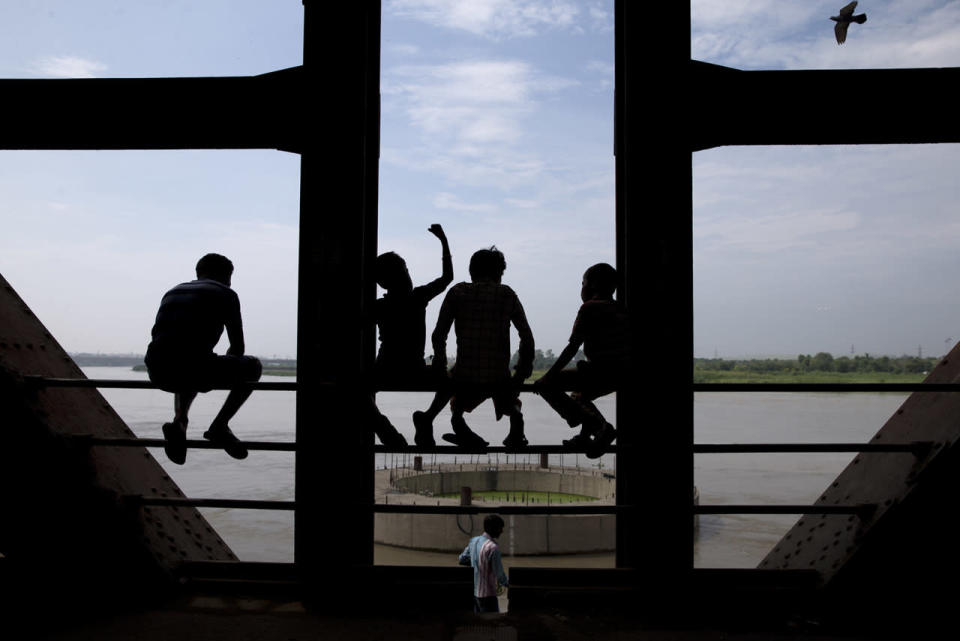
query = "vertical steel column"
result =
(614, 1, 694, 583)
(296, 0, 380, 590)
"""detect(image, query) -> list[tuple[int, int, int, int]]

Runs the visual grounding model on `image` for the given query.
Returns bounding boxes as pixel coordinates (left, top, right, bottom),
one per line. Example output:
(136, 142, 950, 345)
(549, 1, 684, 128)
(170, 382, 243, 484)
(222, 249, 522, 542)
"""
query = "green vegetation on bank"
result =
(77, 351, 943, 384)
(695, 370, 928, 384)
(695, 353, 939, 384)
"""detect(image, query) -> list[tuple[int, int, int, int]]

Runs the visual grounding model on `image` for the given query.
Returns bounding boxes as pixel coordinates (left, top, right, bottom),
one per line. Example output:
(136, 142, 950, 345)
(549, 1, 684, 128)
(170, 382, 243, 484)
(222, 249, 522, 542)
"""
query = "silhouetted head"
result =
(196, 253, 234, 286)
(484, 514, 505, 538)
(469, 247, 506, 283)
(582, 262, 617, 302)
(376, 252, 413, 292)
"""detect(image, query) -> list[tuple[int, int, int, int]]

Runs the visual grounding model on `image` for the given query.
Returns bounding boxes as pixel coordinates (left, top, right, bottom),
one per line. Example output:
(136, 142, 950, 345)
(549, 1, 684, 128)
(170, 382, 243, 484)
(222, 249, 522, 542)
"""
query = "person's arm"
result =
(431, 290, 455, 372)
(458, 542, 472, 566)
(225, 292, 245, 356)
(510, 295, 535, 383)
(536, 305, 587, 386)
(419, 224, 453, 301)
(537, 339, 582, 386)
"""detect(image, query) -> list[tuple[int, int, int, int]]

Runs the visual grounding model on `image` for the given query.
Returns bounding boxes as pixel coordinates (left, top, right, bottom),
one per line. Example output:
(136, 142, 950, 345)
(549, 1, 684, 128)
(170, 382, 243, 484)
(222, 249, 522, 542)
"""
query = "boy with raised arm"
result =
(371, 224, 453, 447)
(145, 253, 262, 464)
(420, 247, 534, 450)
(535, 262, 626, 459)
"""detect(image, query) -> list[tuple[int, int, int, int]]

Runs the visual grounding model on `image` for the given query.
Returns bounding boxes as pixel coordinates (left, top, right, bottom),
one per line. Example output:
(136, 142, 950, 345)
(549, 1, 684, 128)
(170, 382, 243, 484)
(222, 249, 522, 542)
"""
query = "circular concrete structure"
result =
(374, 463, 616, 555)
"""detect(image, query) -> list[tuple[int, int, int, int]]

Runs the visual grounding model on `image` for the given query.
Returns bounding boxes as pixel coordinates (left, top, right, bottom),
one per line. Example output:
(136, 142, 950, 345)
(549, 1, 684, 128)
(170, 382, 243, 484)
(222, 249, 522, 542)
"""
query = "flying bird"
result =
(831, 2, 867, 44)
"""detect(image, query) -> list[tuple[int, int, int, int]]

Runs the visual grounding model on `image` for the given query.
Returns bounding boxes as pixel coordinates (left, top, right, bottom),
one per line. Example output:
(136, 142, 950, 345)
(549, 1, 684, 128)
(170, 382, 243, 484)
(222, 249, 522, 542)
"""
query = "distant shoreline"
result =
(109, 363, 927, 385)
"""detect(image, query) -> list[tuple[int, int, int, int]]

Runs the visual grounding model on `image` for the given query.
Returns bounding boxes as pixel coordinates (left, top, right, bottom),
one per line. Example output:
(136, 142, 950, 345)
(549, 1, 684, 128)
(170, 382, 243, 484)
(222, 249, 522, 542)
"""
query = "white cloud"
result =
(30, 55, 107, 78)
(387, 43, 421, 57)
(504, 198, 540, 209)
(692, 0, 960, 70)
(433, 191, 498, 213)
(387, 0, 581, 38)
(384, 59, 576, 186)
(695, 207, 861, 254)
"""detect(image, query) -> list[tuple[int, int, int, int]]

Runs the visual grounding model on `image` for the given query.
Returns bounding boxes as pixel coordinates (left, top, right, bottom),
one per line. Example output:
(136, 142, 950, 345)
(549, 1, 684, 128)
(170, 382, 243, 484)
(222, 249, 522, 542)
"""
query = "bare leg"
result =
(203, 386, 253, 460)
(208, 386, 253, 431)
(502, 405, 527, 449)
(413, 390, 451, 447)
(422, 390, 451, 420)
(368, 394, 408, 448)
(163, 391, 196, 465)
(174, 391, 197, 430)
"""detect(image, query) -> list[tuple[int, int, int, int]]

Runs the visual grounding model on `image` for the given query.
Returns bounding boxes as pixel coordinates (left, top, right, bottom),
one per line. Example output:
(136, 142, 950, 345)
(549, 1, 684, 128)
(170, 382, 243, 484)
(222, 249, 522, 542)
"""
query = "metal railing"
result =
(25, 375, 946, 519)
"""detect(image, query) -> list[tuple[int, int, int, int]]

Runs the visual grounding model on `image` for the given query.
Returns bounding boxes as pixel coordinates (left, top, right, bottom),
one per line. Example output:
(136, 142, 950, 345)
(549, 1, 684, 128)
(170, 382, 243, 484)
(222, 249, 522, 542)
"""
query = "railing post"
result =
(295, 0, 380, 596)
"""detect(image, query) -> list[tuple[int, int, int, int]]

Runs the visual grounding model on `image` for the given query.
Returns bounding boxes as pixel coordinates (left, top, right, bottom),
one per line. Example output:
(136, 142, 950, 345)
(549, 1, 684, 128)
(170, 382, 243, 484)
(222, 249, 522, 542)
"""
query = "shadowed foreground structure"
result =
(3, 1, 960, 638)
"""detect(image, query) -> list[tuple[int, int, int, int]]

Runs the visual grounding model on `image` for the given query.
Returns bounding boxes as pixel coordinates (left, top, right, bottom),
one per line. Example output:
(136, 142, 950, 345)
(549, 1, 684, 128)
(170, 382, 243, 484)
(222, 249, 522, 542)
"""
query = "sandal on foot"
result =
(586, 423, 617, 460)
(449, 416, 488, 449)
(203, 426, 249, 460)
(412, 411, 436, 447)
(162, 422, 187, 465)
(441, 431, 489, 450)
(562, 432, 593, 449)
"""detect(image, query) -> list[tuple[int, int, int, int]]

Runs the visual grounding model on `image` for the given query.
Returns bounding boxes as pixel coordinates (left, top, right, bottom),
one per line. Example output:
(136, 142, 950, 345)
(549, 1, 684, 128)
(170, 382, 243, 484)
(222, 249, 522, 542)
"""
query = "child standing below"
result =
(417, 247, 534, 450)
(458, 514, 509, 613)
(535, 263, 627, 459)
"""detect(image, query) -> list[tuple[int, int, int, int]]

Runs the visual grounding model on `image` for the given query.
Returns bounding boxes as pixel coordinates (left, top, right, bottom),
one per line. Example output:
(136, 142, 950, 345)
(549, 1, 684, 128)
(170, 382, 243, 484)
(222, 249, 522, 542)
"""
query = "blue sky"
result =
(1, 1, 960, 359)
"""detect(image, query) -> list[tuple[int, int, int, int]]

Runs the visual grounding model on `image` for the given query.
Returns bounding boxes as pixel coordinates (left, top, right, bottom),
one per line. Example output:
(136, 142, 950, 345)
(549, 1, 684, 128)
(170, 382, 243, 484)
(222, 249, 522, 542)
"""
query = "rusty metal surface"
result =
(0, 272, 235, 581)
(760, 341, 960, 581)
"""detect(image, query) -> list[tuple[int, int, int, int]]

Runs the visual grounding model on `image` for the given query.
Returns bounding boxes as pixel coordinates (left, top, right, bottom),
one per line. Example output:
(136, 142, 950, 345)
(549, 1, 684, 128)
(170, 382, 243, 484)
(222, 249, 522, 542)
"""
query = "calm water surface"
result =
(83, 366, 907, 569)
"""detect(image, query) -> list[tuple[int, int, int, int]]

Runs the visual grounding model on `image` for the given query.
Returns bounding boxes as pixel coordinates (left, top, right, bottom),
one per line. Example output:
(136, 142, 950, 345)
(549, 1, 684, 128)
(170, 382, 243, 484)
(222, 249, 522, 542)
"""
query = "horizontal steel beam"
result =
(372, 504, 619, 515)
(80, 436, 607, 455)
(81, 436, 298, 451)
(0, 68, 306, 152)
(695, 504, 874, 516)
(132, 495, 873, 517)
(136, 497, 295, 510)
(27, 377, 298, 391)
(73, 434, 928, 456)
(694, 383, 960, 392)
(27, 376, 960, 394)
(694, 442, 931, 454)
(690, 61, 960, 150)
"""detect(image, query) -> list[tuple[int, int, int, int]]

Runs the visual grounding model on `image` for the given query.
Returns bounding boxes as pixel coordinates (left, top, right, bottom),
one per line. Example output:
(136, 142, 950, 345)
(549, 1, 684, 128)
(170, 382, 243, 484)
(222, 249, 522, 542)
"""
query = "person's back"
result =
(445, 280, 524, 384)
(572, 297, 630, 375)
(148, 278, 241, 360)
(428, 247, 534, 450)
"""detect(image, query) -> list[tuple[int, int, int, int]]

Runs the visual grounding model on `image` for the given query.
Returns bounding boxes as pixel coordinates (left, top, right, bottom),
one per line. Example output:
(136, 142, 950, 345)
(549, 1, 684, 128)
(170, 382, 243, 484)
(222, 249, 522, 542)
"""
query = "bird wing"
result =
(839, 1, 858, 17)
(835, 21, 849, 44)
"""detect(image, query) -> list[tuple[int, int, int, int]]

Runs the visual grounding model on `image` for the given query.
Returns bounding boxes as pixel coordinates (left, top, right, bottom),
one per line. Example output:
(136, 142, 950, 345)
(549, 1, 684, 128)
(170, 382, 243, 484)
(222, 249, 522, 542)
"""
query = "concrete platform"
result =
(9, 594, 907, 641)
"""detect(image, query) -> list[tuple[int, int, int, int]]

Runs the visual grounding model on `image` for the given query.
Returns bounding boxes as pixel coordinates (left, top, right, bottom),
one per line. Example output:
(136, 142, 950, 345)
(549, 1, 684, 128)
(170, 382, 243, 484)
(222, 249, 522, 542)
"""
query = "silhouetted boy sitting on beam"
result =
(535, 262, 625, 459)
(372, 224, 453, 447)
(420, 247, 534, 450)
(146, 253, 262, 464)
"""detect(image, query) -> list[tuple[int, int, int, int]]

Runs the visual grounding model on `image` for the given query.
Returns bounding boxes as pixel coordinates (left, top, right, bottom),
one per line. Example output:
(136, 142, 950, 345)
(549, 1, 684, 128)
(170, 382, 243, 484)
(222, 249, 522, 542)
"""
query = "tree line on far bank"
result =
(696, 353, 940, 375)
(73, 350, 940, 377)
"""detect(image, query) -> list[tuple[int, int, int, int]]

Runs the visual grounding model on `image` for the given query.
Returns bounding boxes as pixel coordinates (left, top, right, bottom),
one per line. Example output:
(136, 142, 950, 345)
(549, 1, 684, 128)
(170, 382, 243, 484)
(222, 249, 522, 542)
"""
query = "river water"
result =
(82, 366, 907, 570)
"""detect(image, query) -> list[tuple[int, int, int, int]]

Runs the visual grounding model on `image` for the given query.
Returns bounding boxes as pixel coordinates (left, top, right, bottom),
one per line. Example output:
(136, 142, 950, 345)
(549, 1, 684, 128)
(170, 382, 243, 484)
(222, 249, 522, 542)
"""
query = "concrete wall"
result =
(377, 468, 616, 554)
(394, 469, 615, 501)
(374, 512, 616, 555)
